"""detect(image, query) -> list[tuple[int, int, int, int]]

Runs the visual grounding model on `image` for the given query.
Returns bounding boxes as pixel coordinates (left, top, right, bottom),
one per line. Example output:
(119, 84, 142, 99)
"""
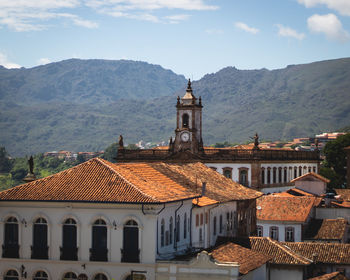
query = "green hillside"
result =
(1, 58, 349, 157)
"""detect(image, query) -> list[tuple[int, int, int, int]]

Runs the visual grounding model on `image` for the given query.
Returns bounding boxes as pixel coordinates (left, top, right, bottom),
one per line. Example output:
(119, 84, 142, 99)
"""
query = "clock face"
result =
(181, 132, 190, 142)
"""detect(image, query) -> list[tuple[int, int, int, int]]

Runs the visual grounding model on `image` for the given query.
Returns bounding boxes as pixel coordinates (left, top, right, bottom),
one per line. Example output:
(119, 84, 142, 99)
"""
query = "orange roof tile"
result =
(0, 158, 261, 204)
(334, 189, 350, 201)
(192, 196, 218, 207)
(287, 188, 315, 196)
(331, 201, 350, 208)
(283, 242, 350, 265)
(257, 196, 316, 222)
(211, 242, 271, 275)
(305, 219, 348, 241)
(291, 172, 330, 183)
(308, 271, 348, 280)
(249, 237, 311, 265)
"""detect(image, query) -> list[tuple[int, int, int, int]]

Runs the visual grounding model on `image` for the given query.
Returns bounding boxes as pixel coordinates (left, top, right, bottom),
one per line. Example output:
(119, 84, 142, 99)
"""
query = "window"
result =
(33, 271, 48, 280)
(273, 167, 277, 183)
(90, 219, 107, 262)
(3, 216, 19, 258)
(230, 212, 233, 230)
(308, 167, 311, 173)
(4, 270, 19, 280)
(239, 168, 248, 186)
(169, 217, 173, 244)
(61, 218, 77, 260)
(94, 274, 108, 280)
(285, 227, 295, 242)
(213, 216, 217, 235)
(313, 166, 316, 173)
(223, 167, 232, 179)
(226, 212, 230, 231)
(165, 231, 169, 246)
(32, 217, 48, 259)
(122, 219, 139, 263)
(63, 272, 77, 280)
(270, 226, 279, 240)
(199, 228, 203, 242)
(278, 167, 282, 183)
(261, 168, 265, 185)
(284, 168, 287, 183)
(294, 167, 297, 179)
(161, 219, 165, 247)
(257, 226, 263, 237)
(195, 214, 199, 227)
(182, 113, 189, 128)
(200, 213, 203, 225)
(183, 213, 187, 239)
(176, 215, 180, 242)
(267, 168, 271, 184)
(219, 215, 223, 234)
(299, 166, 302, 177)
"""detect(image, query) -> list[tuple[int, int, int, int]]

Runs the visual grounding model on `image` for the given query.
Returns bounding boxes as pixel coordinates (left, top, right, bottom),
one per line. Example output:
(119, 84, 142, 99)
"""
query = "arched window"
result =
(308, 166, 311, 173)
(32, 217, 48, 259)
(182, 113, 189, 128)
(176, 215, 180, 242)
(239, 168, 248, 186)
(219, 215, 223, 234)
(122, 219, 139, 263)
(199, 228, 203, 242)
(62, 272, 77, 280)
(294, 167, 297, 179)
(61, 218, 77, 260)
(213, 216, 217, 235)
(90, 219, 107, 262)
(261, 168, 265, 185)
(285, 227, 295, 242)
(284, 167, 288, 183)
(267, 168, 271, 184)
(160, 219, 165, 247)
(169, 217, 173, 244)
(4, 270, 18, 280)
(223, 167, 232, 179)
(313, 166, 316, 173)
(183, 213, 187, 239)
(94, 273, 108, 280)
(299, 166, 302, 177)
(3, 216, 19, 258)
(33, 271, 48, 280)
(270, 226, 279, 240)
(272, 167, 277, 183)
(195, 214, 199, 227)
(278, 167, 282, 183)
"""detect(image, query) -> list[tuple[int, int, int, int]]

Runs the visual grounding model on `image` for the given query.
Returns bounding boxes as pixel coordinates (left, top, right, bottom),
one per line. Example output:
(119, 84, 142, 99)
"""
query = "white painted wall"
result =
(295, 180, 326, 196)
(270, 266, 304, 280)
(316, 208, 350, 223)
(205, 163, 252, 186)
(257, 221, 302, 242)
(241, 263, 267, 280)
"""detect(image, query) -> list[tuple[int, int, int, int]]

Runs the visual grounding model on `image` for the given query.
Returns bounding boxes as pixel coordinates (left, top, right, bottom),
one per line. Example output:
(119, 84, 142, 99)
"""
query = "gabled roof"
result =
(257, 195, 316, 222)
(304, 218, 348, 241)
(249, 237, 311, 265)
(283, 242, 350, 265)
(210, 242, 271, 275)
(0, 158, 261, 204)
(291, 172, 330, 183)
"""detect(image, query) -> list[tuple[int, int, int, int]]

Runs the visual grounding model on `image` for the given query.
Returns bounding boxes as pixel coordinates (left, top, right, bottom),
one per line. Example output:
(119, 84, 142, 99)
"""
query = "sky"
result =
(0, 0, 350, 80)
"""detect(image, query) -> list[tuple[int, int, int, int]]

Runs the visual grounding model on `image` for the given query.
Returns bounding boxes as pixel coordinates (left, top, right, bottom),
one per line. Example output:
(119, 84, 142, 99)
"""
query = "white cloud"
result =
(276, 24, 305, 40)
(307, 13, 350, 42)
(37, 58, 51, 65)
(163, 14, 190, 24)
(235, 22, 259, 34)
(72, 18, 98, 28)
(0, 52, 21, 68)
(205, 28, 224, 35)
(297, 0, 350, 17)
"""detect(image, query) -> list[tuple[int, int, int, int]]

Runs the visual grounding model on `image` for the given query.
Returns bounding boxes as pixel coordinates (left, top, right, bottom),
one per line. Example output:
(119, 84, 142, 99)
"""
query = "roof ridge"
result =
(95, 158, 159, 202)
(269, 238, 312, 264)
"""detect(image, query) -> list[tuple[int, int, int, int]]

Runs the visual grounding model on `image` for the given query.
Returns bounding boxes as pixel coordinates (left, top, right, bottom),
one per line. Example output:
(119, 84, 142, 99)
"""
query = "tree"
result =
(0, 147, 12, 173)
(321, 133, 350, 189)
(101, 143, 119, 163)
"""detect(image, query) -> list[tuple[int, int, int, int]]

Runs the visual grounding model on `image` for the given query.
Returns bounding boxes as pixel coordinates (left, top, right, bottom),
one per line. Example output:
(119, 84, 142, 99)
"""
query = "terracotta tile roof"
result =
(334, 189, 350, 201)
(291, 172, 330, 183)
(0, 158, 199, 204)
(331, 201, 350, 208)
(257, 195, 316, 222)
(0, 158, 261, 204)
(308, 272, 348, 280)
(287, 188, 316, 197)
(249, 237, 311, 265)
(304, 219, 348, 241)
(283, 242, 350, 265)
(192, 196, 218, 207)
(210, 242, 271, 275)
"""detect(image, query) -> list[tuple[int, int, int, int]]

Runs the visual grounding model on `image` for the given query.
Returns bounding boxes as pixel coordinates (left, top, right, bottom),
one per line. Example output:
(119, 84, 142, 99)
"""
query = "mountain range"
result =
(1, 58, 349, 157)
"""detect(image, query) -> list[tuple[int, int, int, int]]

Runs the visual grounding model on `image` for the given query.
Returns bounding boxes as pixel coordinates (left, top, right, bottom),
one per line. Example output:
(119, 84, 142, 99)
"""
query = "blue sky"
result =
(1, 0, 350, 79)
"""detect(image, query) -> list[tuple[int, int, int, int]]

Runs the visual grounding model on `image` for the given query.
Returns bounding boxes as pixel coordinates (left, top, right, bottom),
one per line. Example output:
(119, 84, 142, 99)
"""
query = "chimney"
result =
(201, 182, 207, 196)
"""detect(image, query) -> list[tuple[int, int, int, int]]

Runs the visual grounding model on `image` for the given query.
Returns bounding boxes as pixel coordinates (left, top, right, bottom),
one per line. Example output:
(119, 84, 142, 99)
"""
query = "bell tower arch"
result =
(173, 79, 203, 154)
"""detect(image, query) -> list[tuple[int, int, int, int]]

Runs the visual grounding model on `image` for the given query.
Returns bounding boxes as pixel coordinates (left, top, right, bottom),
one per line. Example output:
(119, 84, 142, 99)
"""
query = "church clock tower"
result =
(172, 79, 203, 154)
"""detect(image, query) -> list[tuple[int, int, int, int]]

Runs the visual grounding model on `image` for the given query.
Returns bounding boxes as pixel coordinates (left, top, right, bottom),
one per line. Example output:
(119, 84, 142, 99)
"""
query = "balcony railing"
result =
(31, 246, 49, 259)
(121, 248, 140, 263)
(2, 244, 19, 258)
(89, 248, 108, 262)
(60, 246, 78, 261)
